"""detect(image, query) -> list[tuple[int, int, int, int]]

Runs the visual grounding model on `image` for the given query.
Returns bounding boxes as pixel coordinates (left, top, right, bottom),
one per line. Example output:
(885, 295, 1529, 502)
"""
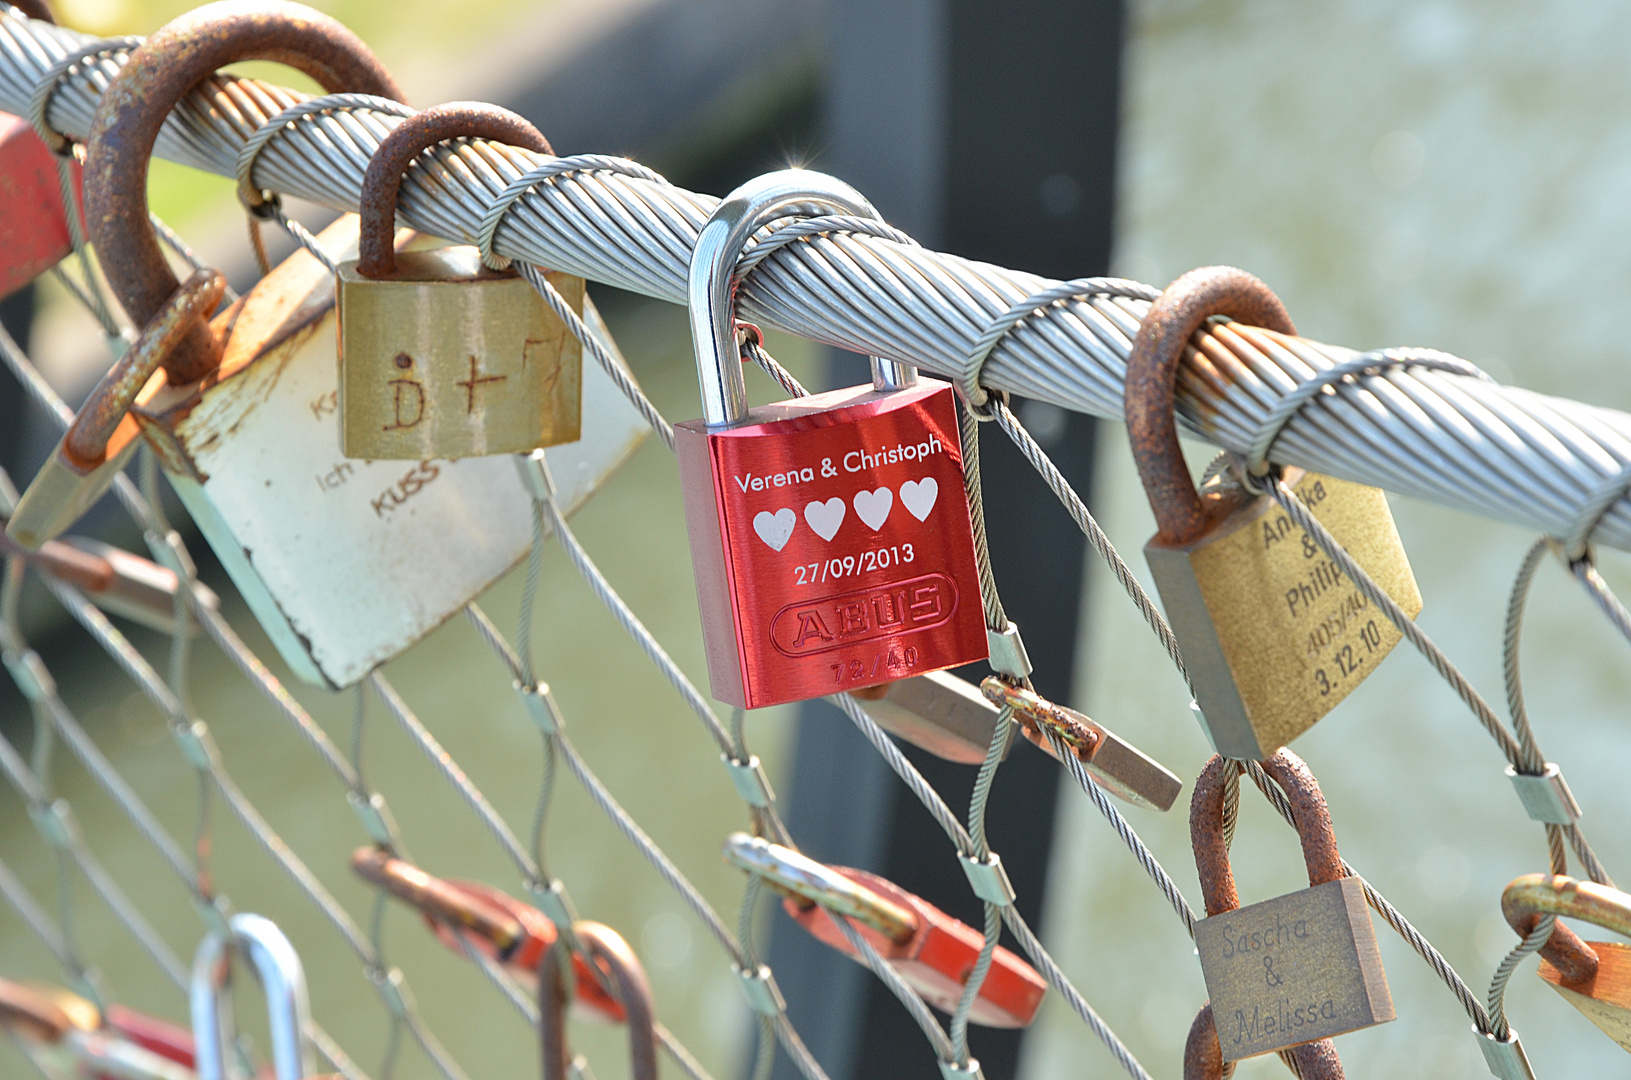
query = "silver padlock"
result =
(191, 913, 313, 1080)
(9, 9, 647, 687)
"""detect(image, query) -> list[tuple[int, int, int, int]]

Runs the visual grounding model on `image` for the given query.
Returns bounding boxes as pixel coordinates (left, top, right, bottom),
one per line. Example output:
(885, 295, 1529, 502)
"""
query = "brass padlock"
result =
(1125, 266, 1422, 760)
(1188, 750, 1393, 1068)
(979, 678, 1181, 811)
(336, 102, 582, 459)
(1502, 873, 1631, 1051)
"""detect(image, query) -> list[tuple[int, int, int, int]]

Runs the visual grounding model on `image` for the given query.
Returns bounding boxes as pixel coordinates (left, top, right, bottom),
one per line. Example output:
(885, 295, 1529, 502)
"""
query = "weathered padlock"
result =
(979, 678, 1181, 810)
(676, 169, 988, 708)
(1125, 266, 1422, 759)
(336, 102, 582, 459)
(9, 4, 648, 687)
(0, 109, 79, 299)
(191, 912, 320, 1080)
(724, 833, 1047, 1027)
(1, 978, 199, 1080)
(1502, 872, 1631, 1051)
(541, 922, 659, 1080)
(850, 671, 1006, 765)
(350, 847, 624, 1022)
(1188, 750, 1392, 1067)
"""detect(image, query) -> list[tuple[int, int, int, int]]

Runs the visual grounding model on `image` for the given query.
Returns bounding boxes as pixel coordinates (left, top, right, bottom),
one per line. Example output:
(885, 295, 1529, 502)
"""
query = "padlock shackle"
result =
(190, 913, 313, 1080)
(0, 977, 74, 1045)
(1190, 750, 1344, 919)
(1502, 872, 1631, 985)
(1124, 266, 1296, 544)
(689, 168, 915, 427)
(724, 832, 918, 944)
(350, 847, 528, 957)
(1182, 1003, 1344, 1080)
(85, 0, 403, 387)
(540, 923, 659, 1080)
(63, 268, 224, 468)
(354, 102, 551, 278)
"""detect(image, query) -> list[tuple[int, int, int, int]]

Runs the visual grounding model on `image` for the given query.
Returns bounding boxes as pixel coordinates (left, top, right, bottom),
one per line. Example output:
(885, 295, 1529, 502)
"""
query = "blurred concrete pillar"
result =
(766, 3, 1126, 1079)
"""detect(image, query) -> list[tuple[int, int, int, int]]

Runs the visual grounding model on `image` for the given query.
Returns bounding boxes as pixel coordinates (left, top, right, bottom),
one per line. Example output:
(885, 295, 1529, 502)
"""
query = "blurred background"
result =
(4, 0, 1631, 1078)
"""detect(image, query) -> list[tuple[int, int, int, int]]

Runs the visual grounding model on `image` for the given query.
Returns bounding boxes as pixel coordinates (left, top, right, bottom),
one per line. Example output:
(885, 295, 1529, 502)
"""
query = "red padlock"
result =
(725, 834, 1046, 1028)
(350, 848, 624, 1022)
(0, 111, 80, 299)
(676, 170, 988, 708)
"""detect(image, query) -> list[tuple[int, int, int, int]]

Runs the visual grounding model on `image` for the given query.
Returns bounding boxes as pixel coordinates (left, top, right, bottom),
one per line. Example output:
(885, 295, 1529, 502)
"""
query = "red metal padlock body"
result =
(784, 865, 1047, 1028)
(0, 112, 79, 299)
(422, 880, 626, 1024)
(677, 378, 988, 708)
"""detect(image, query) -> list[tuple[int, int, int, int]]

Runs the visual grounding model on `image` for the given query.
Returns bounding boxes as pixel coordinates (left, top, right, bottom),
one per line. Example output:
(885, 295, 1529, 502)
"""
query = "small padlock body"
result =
(860, 671, 1005, 765)
(0, 112, 78, 300)
(135, 218, 646, 687)
(1194, 876, 1394, 1061)
(675, 379, 988, 708)
(336, 245, 583, 459)
(1145, 468, 1421, 759)
(1540, 940, 1631, 1050)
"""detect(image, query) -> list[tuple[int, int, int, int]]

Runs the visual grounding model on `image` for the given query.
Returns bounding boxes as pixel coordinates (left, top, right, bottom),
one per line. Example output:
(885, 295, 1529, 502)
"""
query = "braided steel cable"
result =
(8, 15, 1631, 556)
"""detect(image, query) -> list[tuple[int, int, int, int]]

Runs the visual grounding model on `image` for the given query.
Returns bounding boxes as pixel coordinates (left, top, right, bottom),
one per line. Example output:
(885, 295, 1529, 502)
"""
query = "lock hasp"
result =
(136, 217, 646, 687)
(1540, 940, 1631, 1050)
(336, 246, 583, 459)
(1194, 876, 1394, 1061)
(676, 379, 988, 708)
(1146, 469, 1420, 759)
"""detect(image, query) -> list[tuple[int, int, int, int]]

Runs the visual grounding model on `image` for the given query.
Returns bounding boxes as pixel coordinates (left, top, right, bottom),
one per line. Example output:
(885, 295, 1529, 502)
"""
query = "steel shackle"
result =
(354, 101, 551, 279)
(84, 0, 403, 387)
(689, 167, 915, 427)
(1185, 750, 1345, 1080)
(540, 922, 659, 1080)
(1502, 873, 1631, 985)
(724, 832, 918, 942)
(190, 913, 314, 1080)
(1124, 265, 1296, 544)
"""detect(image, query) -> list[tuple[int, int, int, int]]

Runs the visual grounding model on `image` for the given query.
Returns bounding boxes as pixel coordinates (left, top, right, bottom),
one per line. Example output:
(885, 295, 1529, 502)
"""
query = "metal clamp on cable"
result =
(347, 790, 402, 850)
(986, 621, 1032, 680)
(528, 877, 580, 931)
(1474, 1025, 1536, 1080)
(723, 754, 775, 808)
(958, 852, 1016, 907)
(733, 963, 786, 1018)
(28, 799, 77, 849)
(1504, 763, 1581, 825)
(3, 648, 54, 702)
(517, 448, 557, 503)
(939, 1058, 986, 1080)
(515, 681, 565, 736)
(170, 719, 218, 772)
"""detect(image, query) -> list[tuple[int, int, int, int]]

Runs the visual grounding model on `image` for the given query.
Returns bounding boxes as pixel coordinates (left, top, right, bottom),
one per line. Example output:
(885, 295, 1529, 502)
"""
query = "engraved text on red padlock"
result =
(677, 378, 988, 708)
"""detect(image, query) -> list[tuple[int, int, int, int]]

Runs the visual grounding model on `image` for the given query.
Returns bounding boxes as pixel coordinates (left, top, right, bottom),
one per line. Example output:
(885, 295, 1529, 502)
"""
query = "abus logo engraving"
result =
(770, 573, 959, 657)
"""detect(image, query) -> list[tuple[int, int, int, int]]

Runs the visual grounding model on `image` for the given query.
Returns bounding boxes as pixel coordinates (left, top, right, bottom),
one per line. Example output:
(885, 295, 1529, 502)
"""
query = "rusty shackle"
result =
(1124, 266, 1296, 545)
(355, 102, 551, 279)
(1502, 872, 1631, 985)
(84, 0, 403, 387)
(1184, 750, 1346, 1080)
(0, 978, 74, 1045)
(540, 922, 658, 1080)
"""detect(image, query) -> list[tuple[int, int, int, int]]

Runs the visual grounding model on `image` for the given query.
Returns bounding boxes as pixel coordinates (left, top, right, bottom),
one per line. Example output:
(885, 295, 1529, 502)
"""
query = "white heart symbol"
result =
(804, 497, 846, 542)
(899, 477, 939, 521)
(853, 487, 893, 531)
(753, 508, 797, 551)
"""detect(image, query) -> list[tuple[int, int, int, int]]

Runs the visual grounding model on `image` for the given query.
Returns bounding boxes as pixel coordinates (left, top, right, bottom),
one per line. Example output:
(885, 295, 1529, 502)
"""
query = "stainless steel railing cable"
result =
(11, 13, 1631, 555)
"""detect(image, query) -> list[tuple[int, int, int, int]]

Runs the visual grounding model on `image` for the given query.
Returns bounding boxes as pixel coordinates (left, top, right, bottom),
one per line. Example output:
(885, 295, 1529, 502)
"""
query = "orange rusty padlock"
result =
(350, 848, 625, 1023)
(1186, 751, 1393, 1075)
(1502, 872, 1631, 1051)
(540, 923, 659, 1080)
(724, 833, 1046, 1028)
(0, 976, 199, 1080)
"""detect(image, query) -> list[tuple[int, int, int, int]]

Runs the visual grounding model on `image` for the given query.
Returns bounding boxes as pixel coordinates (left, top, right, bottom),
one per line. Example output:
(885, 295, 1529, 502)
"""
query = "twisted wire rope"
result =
(8, 12, 1631, 554)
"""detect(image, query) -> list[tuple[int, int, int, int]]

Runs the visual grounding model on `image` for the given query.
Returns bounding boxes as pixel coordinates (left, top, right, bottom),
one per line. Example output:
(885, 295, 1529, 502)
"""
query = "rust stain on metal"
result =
(980, 677, 1099, 759)
(84, 0, 402, 385)
(1125, 266, 1296, 545)
(350, 848, 525, 955)
(356, 103, 551, 278)
(0, 978, 73, 1045)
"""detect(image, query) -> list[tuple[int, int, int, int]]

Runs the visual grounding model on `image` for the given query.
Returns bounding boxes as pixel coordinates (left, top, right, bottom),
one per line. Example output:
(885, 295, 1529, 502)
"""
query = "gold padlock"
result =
(1189, 750, 1393, 1068)
(1503, 873, 1631, 1051)
(1125, 266, 1422, 760)
(336, 101, 583, 459)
